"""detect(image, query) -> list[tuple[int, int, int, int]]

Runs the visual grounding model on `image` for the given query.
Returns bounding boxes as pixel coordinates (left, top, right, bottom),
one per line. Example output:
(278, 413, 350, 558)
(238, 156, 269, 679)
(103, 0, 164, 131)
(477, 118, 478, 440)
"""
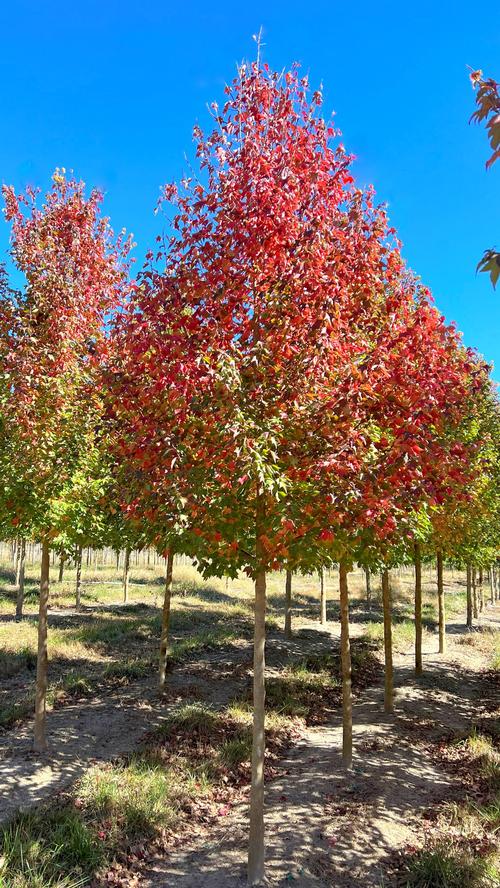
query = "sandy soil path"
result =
(142, 607, 499, 887)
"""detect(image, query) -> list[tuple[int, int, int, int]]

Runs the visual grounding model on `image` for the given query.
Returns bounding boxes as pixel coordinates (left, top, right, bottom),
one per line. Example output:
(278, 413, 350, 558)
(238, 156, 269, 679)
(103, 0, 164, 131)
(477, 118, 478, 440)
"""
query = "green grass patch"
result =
(402, 841, 499, 887)
(0, 701, 294, 887)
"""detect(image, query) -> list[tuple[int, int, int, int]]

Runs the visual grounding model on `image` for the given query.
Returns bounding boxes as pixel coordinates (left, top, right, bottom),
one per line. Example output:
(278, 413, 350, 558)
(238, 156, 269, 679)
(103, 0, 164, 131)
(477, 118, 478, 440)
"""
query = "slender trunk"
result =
(414, 541, 422, 675)
(58, 554, 65, 584)
(365, 567, 371, 612)
(382, 569, 393, 714)
(490, 565, 495, 606)
(284, 569, 292, 639)
(339, 562, 352, 769)
(86, 548, 91, 567)
(248, 498, 267, 887)
(15, 538, 21, 587)
(479, 575, 485, 613)
(159, 549, 174, 690)
(123, 548, 131, 603)
(437, 549, 446, 654)
(15, 539, 26, 621)
(34, 540, 50, 752)
(115, 549, 120, 570)
(319, 568, 326, 624)
(472, 568, 478, 619)
(466, 564, 473, 629)
(478, 567, 483, 587)
(75, 547, 83, 609)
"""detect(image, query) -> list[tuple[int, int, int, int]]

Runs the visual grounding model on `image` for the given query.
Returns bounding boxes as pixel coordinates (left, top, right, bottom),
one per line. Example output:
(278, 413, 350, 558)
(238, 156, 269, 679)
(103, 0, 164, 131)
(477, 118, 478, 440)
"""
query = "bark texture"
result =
(34, 540, 50, 752)
(437, 550, 446, 654)
(319, 569, 326, 624)
(339, 561, 352, 769)
(414, 541, 422, 675)
(15, 539, 26, 621)
(466, 564, 473, 629)
(159, 549, 174, 689)
(284, 569, 292, 639)
(248, 499, 267, 887)
(123, 548, 131, 603)
(382, 569, 394, 714)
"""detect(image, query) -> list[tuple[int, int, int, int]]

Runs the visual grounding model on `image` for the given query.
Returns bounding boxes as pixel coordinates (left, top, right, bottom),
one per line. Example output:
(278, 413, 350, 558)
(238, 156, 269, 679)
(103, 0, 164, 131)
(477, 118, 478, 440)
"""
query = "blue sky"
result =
(0, 1, 499, 373)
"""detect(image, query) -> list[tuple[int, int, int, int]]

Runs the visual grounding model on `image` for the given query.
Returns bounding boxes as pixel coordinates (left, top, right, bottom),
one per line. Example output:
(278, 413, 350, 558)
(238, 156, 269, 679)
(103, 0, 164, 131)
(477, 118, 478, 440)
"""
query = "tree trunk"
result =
(466, 564, 473, 629)
(159, 549, 174, 690)
(490, 566, 495, 606)
(365, 567, 372, 612)
(478, 567, 483, 587)
(319, 568, 326, 625)
(382, 569, 393, 714)
(15, 538, 21, 587)
(75, 547, 83, 609)
(15, 539, 26, 621)
(339, 561, 352, 769)
(437, 549, 446, 654)
(115, 549, 120, 570)
(414, 541, 422, 675)
(248, 500, 267, 887)
(34, 540, 50, 752)
(284, 569, 292, 640)
(472, 568, 478, 619)
(479, 574, 485, 613)
(123, 548, 131, 603)
(58, 554, 65, 583)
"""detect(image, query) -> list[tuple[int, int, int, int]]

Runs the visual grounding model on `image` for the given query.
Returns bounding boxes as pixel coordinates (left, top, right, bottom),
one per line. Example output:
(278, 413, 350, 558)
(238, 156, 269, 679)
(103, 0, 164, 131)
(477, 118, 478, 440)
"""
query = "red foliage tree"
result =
(1, 171, 132, 750)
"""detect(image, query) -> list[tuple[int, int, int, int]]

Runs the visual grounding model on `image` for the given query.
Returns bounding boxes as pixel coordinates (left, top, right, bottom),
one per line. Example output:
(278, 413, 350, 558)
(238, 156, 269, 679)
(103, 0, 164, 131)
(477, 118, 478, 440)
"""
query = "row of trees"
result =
(1, 63, 499, 886)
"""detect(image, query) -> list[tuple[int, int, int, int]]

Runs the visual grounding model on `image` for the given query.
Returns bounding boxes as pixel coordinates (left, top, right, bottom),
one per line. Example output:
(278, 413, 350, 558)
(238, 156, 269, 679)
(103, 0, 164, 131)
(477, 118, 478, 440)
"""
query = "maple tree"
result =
(107, 57, 491, 882)
(111, 61, 416, 882)
(0, 171, 132, 750)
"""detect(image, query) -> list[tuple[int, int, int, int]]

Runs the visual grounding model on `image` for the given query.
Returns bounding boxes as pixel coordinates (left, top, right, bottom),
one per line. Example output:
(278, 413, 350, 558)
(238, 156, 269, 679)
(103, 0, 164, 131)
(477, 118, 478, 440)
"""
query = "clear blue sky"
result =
(1, 1, 499, 373)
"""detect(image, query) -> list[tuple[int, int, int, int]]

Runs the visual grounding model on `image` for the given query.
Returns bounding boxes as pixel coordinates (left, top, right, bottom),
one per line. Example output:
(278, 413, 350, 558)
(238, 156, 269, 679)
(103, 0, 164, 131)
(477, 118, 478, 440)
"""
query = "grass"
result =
(403, 842, 499, 888)
(397, 731, 500, 888)
(0, 701, 294, 887)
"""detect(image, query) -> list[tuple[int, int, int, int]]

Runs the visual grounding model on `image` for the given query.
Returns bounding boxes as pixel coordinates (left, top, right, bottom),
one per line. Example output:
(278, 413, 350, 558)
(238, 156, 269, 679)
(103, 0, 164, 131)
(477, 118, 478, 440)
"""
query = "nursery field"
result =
(0, 556, 498, 887)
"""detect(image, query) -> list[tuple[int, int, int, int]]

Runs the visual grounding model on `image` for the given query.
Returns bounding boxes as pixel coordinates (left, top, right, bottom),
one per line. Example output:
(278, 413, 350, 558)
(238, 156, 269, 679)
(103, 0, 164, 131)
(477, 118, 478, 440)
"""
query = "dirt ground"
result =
(141, 608, 499, 887)
(0, 574, 498, 887)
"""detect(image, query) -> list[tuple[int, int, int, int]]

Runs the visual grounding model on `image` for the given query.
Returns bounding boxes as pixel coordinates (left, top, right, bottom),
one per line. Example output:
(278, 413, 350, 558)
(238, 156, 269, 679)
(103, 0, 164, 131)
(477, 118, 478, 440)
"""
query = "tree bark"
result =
(466, 564, 473, 629)
(490, 565, 495, 606)
(284, 569, 292, 639)
(437, 549, 446, 654)
(159, 549, 174, 690)
(319, 568, 326, 624)
(15, 539, 26, 621)
(15, 538, 21, 587)
(34, 540, 50, 752)
(248, 499, 267, 887)
(75, 546, 83, 609)
(123, 547, 131, 603)
(472, 568, 478, 619)
(339, 561, 352, 769)
(382, 569, 393, 714)
(414, 541, 422, 675)
(58, 554, 65, 583)
(365, 566, 372, 612)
